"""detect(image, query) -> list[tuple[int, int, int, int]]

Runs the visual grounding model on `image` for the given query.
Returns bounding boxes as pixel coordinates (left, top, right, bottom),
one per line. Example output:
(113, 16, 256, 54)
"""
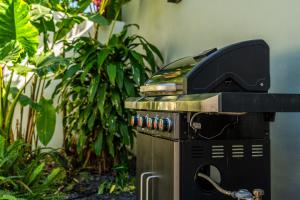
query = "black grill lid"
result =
(140, 40, 270, 96)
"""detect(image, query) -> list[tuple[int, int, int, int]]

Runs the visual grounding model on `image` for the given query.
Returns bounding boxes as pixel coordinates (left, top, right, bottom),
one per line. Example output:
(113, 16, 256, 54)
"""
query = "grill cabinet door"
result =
(152, 136, 176, 200)
(136, 133, 153, 200)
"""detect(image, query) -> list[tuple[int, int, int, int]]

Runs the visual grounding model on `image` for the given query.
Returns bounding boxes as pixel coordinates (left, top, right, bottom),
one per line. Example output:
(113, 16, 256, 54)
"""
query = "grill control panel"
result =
(131, 111, 184, 140)
(131, 115, 173, 132)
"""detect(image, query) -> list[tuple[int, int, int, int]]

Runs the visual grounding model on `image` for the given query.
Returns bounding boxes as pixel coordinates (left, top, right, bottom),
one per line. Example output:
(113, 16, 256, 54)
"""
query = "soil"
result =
(64, 173, 136, 200)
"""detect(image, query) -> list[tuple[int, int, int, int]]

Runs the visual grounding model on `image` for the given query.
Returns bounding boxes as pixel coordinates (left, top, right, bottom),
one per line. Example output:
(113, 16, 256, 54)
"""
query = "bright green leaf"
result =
(0, 0, 39, 56)
(28, 163, 45, 185)
(36, 98, 56, 146)
(106, 63, 117, 86)
(43, 168, 63, 186)
(97, 48, 110, 70)
(0, 41, 23, 63)
(87, 13, 109, 26)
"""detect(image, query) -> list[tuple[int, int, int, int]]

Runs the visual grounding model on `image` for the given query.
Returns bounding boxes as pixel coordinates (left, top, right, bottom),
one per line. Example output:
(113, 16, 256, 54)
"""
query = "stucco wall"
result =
(123, 0, 300, 199)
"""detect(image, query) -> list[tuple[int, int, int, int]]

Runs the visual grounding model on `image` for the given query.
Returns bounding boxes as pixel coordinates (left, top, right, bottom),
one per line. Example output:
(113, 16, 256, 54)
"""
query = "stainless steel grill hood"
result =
(140, 40, 270, 97)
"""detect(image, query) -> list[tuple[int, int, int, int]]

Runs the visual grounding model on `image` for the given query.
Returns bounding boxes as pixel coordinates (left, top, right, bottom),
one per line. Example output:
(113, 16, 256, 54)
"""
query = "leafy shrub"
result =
(0, 136, 67, 199)
(53, 24, 163, 171)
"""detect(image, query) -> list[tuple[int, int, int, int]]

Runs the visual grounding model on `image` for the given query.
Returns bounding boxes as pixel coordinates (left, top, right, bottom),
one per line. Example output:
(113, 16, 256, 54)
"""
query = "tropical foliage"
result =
(0, 0, 164, 198)
(53, 24, 163, 171)
(0, 136, 67, 199)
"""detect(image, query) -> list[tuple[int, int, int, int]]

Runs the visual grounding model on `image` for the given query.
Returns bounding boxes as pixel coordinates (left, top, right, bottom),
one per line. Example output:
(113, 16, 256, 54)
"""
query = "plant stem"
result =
(106, 9, 120, 44)
(0, 65, 3, 128)
(4, 75, 34, 143)
(3, 70, 14, 115)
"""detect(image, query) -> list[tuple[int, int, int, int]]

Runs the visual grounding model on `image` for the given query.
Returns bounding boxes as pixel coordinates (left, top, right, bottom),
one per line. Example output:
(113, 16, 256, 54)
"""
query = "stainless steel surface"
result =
(137, 134, 153, 200)
(173, 141, 180, 200)
(136, 111, 181, 139)
(140, 83, 183, 93)
(126, 93, 300, 113)
(137, 132, 180, 200)
(125, 93, 220, 112)
(152, 136, 174, 200)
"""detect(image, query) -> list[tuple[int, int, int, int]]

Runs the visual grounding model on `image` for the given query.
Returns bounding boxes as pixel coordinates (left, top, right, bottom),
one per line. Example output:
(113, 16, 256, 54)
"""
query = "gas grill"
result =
(125, 40, 300, 200)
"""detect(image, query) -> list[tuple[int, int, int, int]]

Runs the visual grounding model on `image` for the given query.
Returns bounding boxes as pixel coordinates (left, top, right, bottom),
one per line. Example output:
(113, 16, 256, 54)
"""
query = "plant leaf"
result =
(97, 84, 107, 119)
(36, 98, 56, 146)
(27, 163, 45, 185)
(89, 76, 100, 103)
(43, 168, 63, 186)
(119, 123, 130, 146)
(0, 0, 39, 56)
(0, 41, 23, 63)
(124, 78, 135, 96)
(97, 48, 110, 70)
(106, 63, 116, 86)
(94, 130, 103, 156)
(132, 64, 141, 85)
(116, 64, 124, 90)
(87, 13, 109, 26)
(0, 135, 5, 158)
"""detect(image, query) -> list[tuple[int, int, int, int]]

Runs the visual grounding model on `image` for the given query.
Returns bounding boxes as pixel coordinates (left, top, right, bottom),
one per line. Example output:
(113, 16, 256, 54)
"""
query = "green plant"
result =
(98, 164, 135, 194)
(0, 0, 70, 198)
(0, 136, 67, 199)
(0, 0, 60, 147)
(53, 24, 163, 171)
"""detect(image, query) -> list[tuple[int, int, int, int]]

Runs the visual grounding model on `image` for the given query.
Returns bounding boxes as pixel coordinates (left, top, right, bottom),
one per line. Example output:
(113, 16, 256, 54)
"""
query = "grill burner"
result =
(125, 40, 300, 200)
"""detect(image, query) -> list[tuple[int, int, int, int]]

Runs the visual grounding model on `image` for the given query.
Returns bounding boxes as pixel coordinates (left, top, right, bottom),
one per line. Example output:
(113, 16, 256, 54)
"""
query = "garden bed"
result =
(65, 173, 136, 200)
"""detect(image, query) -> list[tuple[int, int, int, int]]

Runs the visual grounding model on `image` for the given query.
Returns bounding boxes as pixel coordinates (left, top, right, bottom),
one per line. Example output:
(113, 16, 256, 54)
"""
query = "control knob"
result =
(153, 117, 160, 130)
(159, 118, 172, 132)
(138, 116, 147, 128)
(130, 115, 138, 126)
(147, 117, 155, 129)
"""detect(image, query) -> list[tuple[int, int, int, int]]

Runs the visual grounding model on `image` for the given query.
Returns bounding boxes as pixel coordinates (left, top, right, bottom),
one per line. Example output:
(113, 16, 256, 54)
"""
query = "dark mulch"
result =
(64, 173, 136, 200)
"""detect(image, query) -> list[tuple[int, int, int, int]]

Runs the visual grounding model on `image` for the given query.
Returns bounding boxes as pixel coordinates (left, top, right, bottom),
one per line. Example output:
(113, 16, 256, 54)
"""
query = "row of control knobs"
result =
(130, 115, 172, 132)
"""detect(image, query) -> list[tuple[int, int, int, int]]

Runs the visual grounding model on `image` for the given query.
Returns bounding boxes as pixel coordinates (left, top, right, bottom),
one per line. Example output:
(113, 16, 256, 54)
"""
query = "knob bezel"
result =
(138, 116, 147, 128)
(158, 118, 172, 132)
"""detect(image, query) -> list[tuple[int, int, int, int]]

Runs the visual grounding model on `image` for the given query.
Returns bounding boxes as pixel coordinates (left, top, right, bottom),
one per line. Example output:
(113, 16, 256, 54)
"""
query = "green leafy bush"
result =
(98, 164, 135, 194)
(53, 24, 163, 171)
(0, 136, 66, 199)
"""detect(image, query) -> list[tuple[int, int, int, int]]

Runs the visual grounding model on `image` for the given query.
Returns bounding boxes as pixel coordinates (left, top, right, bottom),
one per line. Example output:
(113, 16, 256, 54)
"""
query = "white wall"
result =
(123, 0, 300, 199)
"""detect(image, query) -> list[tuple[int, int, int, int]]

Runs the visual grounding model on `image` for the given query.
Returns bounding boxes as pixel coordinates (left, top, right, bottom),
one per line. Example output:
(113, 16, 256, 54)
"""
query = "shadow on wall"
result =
(270, 49, 300, 200)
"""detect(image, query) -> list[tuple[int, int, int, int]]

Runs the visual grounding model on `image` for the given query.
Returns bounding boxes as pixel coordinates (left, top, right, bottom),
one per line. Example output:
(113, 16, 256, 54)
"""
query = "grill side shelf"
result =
(125, 93, 300, 113)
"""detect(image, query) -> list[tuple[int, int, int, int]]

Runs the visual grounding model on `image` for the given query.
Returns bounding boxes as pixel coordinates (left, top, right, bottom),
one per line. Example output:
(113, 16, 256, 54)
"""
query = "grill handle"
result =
(145, 175, 160, 200)
(140, 172, 153, 200)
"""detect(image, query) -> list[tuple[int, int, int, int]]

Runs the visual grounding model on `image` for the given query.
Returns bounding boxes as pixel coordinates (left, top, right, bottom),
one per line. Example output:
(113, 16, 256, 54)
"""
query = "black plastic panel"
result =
(186, 40, 270, 93)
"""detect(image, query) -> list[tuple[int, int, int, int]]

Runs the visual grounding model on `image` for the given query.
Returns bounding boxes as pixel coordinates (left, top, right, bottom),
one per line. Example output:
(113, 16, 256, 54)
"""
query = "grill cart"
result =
(125, 40, 300, 200)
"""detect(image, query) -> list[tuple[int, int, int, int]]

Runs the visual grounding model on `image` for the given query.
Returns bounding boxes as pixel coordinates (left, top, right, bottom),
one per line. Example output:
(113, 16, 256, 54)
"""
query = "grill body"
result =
(136, 111, 270, 200)
(126, 40, 300, 200)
